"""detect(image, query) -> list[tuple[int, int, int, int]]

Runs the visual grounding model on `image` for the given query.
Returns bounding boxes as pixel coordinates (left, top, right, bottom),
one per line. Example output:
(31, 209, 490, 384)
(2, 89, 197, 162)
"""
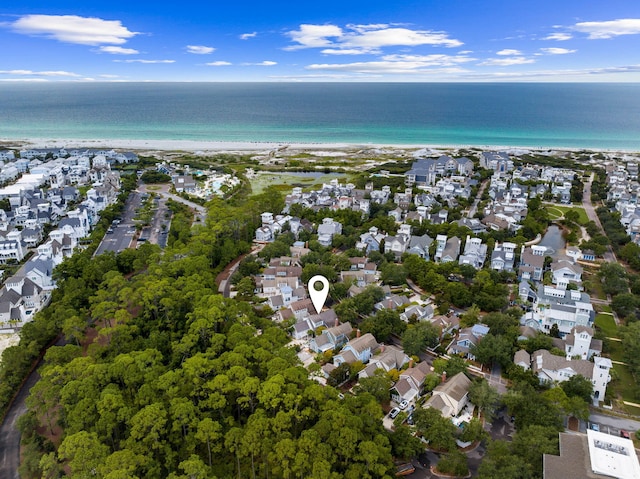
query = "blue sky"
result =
(2, 1, 640, 82)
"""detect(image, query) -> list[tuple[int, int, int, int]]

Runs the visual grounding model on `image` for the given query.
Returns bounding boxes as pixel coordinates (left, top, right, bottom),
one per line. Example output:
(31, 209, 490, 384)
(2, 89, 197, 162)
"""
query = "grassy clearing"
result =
(611, 363, 640, 409)
(249, 171, 347, 195)
(595, 313, 618, 337)
(545, 205, 589, 224)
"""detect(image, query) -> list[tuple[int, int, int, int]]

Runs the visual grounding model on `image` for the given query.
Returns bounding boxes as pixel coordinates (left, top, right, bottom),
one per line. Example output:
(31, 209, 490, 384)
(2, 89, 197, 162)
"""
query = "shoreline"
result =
(2, 137, 639, 156)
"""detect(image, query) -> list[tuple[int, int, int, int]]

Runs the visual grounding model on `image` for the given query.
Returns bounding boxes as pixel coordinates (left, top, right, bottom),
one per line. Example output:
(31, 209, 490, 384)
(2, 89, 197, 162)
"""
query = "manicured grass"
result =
(611, 363, 640, 408)
(544, 205, 589, 225)
(595, 313, 618, 337)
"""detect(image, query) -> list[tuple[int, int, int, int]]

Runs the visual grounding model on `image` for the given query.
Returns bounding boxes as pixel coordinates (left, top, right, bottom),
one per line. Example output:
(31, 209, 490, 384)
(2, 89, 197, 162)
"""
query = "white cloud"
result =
(573, 18, 640, 39)
(99, 74, 121, 78)
(285, 23, 462, 53)
(243, 61, 277, 66)
(240, 32, 257, 40)
(540, 47, 576, 55)
(463, 64, 640, 80)
(186, 45, 215, 54)
(321, 48, 374, 55)
(115, 59, 175, 64)
(285, 24, 344, 50)
(10, 14, 138, 45)
(99, 46, 139, 54)
(496, 49, 522, 56)
(303, 52, 474, 74)
(307, 61, 468, 75)
(0, 78, 49, 82)
(206, 61, 232, 66)
(381, 54, 475, 65)
(0, 69, 81, 77)
(543, 32, 573, 41)
(479, 57, 535, 66)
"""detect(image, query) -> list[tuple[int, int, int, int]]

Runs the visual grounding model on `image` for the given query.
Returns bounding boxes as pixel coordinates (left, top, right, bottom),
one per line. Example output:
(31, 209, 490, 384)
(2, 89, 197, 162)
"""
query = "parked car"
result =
(590, 423, 600, 432)
(620, 429, 631, 439)
(389, 408, 401, 419)
(399, 400, 409, 410)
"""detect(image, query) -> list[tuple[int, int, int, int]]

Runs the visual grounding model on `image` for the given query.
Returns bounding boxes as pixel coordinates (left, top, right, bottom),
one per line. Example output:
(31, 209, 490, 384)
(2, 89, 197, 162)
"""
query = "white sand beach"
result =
(2, 137, 637, 157)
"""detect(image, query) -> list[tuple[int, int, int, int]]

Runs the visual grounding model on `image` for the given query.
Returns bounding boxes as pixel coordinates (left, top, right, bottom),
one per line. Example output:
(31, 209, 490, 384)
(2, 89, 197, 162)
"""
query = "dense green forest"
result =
(17, 187, 404, 479)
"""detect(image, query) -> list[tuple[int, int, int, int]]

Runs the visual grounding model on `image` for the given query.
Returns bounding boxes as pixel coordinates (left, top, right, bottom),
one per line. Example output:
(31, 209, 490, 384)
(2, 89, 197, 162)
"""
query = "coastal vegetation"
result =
(4, 145, 640, 478)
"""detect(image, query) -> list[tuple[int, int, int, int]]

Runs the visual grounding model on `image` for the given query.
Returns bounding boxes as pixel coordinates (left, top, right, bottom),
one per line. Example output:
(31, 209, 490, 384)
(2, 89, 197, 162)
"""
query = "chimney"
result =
(380, 345, 385, 353)
(335, 317, 340, 327)
(356, 329, 361, 338)
(408, 358, 414, 369)
(441, 371, 447, 383)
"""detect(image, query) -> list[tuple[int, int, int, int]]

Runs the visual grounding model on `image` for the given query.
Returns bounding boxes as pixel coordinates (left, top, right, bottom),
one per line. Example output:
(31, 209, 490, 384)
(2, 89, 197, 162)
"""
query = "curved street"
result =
(0, 359, 46, 479)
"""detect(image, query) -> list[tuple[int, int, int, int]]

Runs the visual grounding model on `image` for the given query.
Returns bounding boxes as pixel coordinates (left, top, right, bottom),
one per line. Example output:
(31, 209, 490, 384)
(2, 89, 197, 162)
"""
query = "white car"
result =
(399, 400, 409, 410)
(389, 407, 401, 419)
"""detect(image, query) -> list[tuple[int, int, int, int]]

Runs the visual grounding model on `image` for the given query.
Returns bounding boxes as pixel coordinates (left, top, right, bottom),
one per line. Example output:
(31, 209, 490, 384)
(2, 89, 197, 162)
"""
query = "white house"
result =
(317, 218, 343, 247)
(458, 236, 487, 269)
(423, 372, 472, 417)
(333, 332, 379, 366)
(519, 349, 612, 402)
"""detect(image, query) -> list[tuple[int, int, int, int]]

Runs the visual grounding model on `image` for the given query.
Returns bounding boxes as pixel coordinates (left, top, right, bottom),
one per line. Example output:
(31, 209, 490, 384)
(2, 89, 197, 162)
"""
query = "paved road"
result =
(589, 412, 640, 435)
(467, 178, 489, 219)
(0, 366, 42, 479)
(94, 190, 141, 255)
(139, 184, 207, 224)
(582, 173, 616, 263)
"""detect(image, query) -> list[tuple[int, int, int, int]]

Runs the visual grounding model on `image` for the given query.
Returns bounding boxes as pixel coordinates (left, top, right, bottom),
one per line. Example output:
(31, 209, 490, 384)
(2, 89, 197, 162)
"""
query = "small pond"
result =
(538, 224, 565, 258)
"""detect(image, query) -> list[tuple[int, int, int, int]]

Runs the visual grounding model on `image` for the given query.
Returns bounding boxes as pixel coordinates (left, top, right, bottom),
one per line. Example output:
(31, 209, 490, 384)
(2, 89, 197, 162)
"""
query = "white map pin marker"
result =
(308, 275, 329, 314)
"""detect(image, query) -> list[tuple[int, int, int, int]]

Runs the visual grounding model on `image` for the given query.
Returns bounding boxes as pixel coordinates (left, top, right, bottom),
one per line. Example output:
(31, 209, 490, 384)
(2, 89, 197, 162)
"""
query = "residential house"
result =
(543, 430, 640, 479)
(491, 242, 517, 272)
(520, 285, 594, 336)
(391, 361, 431, 403)
(439, 237, 461, 263)
(375, 294, 410, 312)
(359, 345, 409, 379)
(356, 226, 386, 254)
(333, 332, 379, 366)
(173, 175, 197, 193)
(458, 236, 487, 269)
(430, 315, 460, 339)
(400, 304, 434, 323)
(309, 321, 353, 353)
(550, 258, 583, 290)
(423, 372, 472, 417)
(317, 218, 343, 247)
(519, 245, 547, 281)
(0, 230, 26, 264)
(407, 234, 434, 259)
(480, 152, 513, 173)
(562, 326, 602, 360)
(448, 324, 490, 360)
(292, 309, 339, 340)
(518, 349, 612, 401)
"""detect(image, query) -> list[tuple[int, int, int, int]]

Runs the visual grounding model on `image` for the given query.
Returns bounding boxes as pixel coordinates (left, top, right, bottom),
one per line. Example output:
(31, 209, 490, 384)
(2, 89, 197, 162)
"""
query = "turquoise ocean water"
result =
(1, 82, 640, 150)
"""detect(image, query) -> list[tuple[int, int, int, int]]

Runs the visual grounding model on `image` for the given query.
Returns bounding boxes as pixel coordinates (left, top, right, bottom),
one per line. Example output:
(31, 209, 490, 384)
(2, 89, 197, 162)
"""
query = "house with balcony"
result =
(458, 236, 487, 269)
(516, 349, 612, 401)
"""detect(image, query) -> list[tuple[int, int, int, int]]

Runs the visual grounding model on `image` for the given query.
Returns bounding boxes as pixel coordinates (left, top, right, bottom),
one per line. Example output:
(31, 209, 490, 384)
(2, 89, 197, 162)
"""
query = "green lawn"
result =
(611, 363, 640, 413)
(595, 313, 618, 337)
(545, 205, 589, 225)
(249, 171, 347, 195)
